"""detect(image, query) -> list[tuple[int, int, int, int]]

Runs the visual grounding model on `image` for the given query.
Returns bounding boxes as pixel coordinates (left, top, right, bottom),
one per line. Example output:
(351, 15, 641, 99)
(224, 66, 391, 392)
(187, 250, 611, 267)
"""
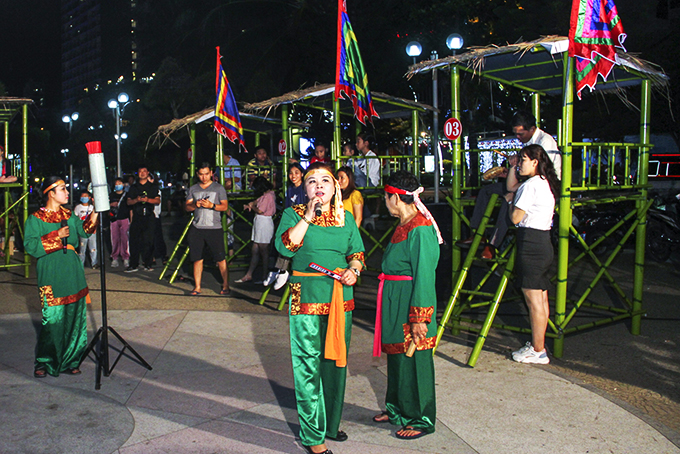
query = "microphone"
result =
(314, 202, 322, 217)
(60, 220, 68, 253)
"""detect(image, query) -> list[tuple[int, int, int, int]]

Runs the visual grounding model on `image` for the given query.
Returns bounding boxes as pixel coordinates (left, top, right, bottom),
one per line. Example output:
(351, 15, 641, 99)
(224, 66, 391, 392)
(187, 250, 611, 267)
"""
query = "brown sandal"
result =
(34, 368, 47, 378)
(65, 368, 81, 375)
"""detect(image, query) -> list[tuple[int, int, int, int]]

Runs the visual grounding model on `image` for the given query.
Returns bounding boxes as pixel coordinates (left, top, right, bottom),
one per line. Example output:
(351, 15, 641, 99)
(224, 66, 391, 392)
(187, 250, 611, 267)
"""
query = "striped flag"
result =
(335, 0, 378, 125)
(568, 0, 627, 99)
(215, 47, 246, 148)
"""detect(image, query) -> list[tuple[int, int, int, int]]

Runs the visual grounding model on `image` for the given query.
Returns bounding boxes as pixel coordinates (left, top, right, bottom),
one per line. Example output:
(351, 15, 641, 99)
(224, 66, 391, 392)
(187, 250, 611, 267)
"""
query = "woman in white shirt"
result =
(508, 144, 560, 364)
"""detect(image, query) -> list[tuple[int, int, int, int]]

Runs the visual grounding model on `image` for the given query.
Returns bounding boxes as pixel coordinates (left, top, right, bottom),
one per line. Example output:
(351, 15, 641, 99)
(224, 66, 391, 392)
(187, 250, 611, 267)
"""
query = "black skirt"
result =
(516, 227, 553, 290)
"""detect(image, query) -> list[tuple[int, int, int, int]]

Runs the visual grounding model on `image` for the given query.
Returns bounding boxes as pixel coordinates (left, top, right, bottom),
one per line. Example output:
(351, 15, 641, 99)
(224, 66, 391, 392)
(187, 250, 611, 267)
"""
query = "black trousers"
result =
(129, 215, 156, 268)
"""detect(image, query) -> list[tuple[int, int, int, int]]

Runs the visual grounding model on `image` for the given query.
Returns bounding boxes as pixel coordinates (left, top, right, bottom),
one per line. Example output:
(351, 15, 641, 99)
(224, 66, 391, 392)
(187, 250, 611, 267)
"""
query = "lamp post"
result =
(405, 41, 422, 65)
(446, 33, 464, 55)
(61, 112, 79, 134)
(108, 92, 129, 178)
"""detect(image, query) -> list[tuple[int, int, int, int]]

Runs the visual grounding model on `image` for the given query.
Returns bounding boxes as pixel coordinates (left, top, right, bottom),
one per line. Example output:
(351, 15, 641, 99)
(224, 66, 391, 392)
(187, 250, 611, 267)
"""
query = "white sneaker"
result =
(273, 270, 290, 290)
(111, 259, 120, 268)
(512, 343, 549, 364)
(263, 271, 278, 287)
(512, 341, 532, 357)
(123, 259, 130, 268)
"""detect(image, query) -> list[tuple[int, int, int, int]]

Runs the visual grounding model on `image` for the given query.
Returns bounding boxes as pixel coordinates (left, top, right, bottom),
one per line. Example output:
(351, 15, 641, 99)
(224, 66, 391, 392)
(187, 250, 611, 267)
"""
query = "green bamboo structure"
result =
(0, 98, 32, 277)
(406, 36, 670, 364)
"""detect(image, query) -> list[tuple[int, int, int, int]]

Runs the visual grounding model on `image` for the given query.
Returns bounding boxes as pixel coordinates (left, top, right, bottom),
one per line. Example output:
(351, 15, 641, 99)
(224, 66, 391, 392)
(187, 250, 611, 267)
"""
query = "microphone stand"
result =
(79, 213, 152, 390)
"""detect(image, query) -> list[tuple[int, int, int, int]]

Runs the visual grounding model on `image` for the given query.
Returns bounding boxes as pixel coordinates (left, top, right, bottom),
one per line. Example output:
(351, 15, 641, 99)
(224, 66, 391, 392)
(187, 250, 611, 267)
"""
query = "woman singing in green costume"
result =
(372, 170, 443, 440)
(274, 162, 364, 454)
(25, 177, 98, 378)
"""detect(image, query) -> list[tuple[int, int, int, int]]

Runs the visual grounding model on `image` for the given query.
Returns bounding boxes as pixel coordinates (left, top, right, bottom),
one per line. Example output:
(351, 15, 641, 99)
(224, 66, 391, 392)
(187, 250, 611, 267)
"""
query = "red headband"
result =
(384, 185, 408, 195)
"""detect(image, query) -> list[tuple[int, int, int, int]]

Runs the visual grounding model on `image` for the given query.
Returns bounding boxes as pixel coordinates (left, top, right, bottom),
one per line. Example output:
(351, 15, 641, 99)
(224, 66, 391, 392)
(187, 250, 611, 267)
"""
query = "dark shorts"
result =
(189, 226, 226, 263)
(516, 227, 553, 290)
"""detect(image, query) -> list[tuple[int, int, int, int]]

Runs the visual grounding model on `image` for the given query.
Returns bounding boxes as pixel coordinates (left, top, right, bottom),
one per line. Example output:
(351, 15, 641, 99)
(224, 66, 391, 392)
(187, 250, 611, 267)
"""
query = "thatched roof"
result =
(243, 83, 437, 119)
(405, 36, 669, 97)
(151, 108, 310, 148)
(0, 97, 34, 123)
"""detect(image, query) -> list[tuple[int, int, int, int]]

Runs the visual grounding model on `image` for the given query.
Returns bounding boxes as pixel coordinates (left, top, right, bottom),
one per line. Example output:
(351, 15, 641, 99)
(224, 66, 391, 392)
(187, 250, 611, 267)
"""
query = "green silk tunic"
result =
(274, 204, 364, 446)
(24, 207, 95, 376)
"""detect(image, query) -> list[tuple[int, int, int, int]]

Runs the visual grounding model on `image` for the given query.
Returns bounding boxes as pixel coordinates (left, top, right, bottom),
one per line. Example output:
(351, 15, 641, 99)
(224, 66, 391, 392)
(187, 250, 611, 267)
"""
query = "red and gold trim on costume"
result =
(33, 207, 71, 223)
(346, 251, 365, 269)
(82, 212, 97, 234)
(391, 212, 432, 244)
(281, 228, 303, 252)
(41, 230, 63, 254)
(409, 306, 434, 324)
(381, 323, 436, 354)
(292, 204, 340, 227)
(40, 285, 90, 308)
(289, 299, 355, 316)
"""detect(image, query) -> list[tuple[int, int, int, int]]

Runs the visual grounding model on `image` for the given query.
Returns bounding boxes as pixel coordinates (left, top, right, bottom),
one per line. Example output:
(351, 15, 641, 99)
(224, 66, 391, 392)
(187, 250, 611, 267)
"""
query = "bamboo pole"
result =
(450, 65, 462, 278)
(632, 80, 651, 335)
(554, 54, 574, 358)
(22, 104, 29, 277)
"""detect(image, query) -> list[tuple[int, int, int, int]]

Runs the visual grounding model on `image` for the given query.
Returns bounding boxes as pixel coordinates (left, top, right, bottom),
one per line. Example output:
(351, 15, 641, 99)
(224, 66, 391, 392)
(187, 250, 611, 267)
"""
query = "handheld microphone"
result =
(60, 220, 68, 253)
(314, 202, 322, 217)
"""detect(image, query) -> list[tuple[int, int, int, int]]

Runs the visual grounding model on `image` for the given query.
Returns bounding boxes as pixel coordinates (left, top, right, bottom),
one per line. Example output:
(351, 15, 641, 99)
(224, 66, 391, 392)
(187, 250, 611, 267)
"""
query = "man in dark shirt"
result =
(125, 166, 160, 272)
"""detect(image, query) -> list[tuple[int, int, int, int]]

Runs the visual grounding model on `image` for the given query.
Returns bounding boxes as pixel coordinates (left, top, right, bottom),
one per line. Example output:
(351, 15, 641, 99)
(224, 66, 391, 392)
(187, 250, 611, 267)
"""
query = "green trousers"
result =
(289, 312, 352, 446)
(35, 299, 88, 376)
(385, 349, 436, 433)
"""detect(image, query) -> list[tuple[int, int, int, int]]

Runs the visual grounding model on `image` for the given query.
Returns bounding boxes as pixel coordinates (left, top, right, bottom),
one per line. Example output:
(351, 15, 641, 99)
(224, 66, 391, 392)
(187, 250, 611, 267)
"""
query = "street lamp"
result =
(61, 112, 79, 134)
(405, 41, 422, 65)
(446, 33, 464, 54)
(108, 92, 129, 178)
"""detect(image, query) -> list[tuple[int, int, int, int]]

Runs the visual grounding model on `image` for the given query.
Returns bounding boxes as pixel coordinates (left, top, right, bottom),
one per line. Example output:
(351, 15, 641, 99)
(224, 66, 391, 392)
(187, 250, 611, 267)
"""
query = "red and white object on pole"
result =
(278, 139, 287, 156)
(85, 141, 110, 212)
(444, 117, 462, 141)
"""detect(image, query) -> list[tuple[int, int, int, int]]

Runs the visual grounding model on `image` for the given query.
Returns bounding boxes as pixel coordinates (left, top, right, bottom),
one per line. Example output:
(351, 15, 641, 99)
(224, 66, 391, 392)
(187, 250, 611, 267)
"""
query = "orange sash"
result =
(292, 269, 347, 367)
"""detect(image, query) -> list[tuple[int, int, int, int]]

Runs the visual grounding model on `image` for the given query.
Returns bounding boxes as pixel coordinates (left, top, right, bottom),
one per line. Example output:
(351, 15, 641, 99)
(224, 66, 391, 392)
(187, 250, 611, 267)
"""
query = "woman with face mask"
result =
(109, 178, 131, 268)
(74, 191, 98, 269)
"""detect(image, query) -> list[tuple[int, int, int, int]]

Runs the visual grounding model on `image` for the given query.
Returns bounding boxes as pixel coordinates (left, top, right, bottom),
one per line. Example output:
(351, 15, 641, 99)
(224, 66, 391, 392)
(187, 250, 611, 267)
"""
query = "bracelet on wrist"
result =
(301, 216, 313, 225)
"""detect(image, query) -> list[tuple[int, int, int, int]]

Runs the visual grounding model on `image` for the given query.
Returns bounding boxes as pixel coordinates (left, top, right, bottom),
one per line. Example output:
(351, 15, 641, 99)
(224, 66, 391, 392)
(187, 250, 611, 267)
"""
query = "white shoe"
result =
(273, 270, 290, 290)
(111, 259, 120, 268)
(512, 341, 532, 357)
(123, 259, 130, 268)
(263, 271, 278, 287)
(512, 343, 550, 364)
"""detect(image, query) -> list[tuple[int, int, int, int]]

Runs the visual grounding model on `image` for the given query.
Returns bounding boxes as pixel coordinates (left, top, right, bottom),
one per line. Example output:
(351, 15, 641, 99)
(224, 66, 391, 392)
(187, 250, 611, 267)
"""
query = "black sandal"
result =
(302, 445, 333, 454)
(373, 411, 390, 423)
(326, 430, 347, 442)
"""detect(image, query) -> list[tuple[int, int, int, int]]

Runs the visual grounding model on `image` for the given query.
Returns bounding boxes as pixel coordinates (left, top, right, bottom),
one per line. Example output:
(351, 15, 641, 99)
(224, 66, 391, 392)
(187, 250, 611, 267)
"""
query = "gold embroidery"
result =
(281, 229, 302, 252)
(41, 230, 63, 254)
(409, 306, 434, 324)
(289, 282, 302, 315)
(290, 299, 355, 316)
(39, 286, 89, 307)
(293, 204, 339, 227)
(381, 323, 435, 354)
(33, 207, 71, 223)
(82, 213, 97, 234)
(346, 252, 366, 269)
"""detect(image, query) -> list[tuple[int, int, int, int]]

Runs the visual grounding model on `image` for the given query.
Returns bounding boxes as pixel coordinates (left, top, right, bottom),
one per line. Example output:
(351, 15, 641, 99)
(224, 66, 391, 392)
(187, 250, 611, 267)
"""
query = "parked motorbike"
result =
(646, 191, 680, 265)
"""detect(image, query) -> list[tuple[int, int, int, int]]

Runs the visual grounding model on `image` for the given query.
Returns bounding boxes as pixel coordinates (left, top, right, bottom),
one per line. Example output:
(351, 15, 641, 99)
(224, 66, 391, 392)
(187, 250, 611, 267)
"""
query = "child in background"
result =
(74, 191, 98, 269)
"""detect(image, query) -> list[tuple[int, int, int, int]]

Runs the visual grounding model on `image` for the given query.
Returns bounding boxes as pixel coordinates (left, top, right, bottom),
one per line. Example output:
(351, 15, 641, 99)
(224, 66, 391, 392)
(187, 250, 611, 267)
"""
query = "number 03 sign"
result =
(444, 117, 462, 141)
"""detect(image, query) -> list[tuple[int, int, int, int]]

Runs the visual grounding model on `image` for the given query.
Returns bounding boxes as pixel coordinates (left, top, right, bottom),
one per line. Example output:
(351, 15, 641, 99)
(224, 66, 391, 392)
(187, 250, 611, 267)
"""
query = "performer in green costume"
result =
(372, 170, 443, 440)
(274, 163, 364, 454)
(24, 177, 98, 378)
